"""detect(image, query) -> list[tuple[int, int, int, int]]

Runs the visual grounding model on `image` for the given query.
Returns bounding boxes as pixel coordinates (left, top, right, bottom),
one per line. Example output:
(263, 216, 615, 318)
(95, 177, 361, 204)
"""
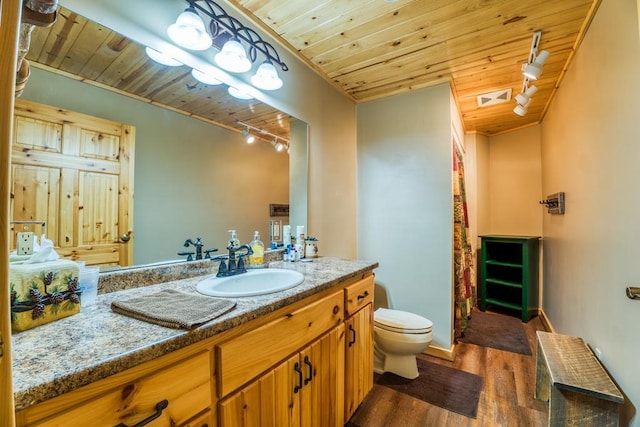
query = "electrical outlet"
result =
(17, 232, 34, 255)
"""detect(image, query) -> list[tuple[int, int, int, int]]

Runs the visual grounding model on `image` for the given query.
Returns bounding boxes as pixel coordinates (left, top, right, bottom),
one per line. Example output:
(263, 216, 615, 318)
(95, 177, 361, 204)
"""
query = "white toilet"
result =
(373, 308, 433, 379)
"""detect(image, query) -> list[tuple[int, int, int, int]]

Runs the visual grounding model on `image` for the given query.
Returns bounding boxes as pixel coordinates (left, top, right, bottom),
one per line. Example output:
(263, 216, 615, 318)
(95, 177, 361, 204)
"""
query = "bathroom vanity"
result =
(12, 257, 377, 426)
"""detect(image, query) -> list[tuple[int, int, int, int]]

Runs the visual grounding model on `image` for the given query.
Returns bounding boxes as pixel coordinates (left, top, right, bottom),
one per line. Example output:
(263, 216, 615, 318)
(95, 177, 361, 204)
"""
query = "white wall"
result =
(357, 84, 454, 350)
(21, 68, 289, 265)
(541, 0, 640, 423)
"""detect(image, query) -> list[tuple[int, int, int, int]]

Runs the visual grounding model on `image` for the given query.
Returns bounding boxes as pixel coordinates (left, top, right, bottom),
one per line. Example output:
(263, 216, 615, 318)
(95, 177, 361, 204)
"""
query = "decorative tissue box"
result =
(10, 259, 81, 332)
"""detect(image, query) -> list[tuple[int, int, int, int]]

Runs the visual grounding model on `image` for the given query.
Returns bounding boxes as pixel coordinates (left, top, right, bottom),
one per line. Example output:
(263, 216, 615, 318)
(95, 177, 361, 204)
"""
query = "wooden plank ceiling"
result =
(27, 0, 600, 137)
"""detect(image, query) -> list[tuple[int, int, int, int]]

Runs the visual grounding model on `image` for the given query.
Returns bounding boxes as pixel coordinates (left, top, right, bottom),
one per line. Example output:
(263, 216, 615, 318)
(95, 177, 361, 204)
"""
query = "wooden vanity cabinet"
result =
(219, 325, 345, 427)
(15, 271, 376, 427)
(217, 289, 345, 426)
(16, 348, 214, 427)
(344, 275, 374, 420)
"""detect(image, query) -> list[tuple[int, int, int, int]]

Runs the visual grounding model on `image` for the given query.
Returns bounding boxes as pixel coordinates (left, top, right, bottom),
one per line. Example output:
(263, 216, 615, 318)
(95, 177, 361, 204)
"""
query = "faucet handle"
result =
(177, 251, 194, 261)
(203, 248, 218, 259)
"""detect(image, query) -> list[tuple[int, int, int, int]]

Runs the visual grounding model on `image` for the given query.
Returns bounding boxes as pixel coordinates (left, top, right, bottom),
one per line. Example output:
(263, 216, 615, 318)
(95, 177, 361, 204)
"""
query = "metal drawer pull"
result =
(293, 362, 303, 393)
(626, 287, 640, 300)
(303, 355, 313, 385)
(348, 324, 356, 347)
(357, 290, 369, 301)
(115, 399, 168, 427)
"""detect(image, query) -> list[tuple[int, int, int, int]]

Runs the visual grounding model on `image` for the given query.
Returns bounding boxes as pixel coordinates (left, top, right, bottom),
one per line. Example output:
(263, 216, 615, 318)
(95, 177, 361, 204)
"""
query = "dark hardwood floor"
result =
(347, 312, 549, 426)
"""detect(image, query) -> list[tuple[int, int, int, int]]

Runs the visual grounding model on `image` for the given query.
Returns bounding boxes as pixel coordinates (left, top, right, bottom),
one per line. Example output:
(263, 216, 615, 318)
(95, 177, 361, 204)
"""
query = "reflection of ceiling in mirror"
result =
(25, 7, 291, 142)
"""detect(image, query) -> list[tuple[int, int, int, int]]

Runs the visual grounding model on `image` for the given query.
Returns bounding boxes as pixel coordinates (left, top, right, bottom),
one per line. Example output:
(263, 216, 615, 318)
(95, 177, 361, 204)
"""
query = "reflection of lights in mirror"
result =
(191, 68, 222, 85)
(166, 0, 287, 92)
(239, 121, 289, 154)
(228, 86, 253, 100)
(242, 128, 255, 144)
(144, 47, 183, 66)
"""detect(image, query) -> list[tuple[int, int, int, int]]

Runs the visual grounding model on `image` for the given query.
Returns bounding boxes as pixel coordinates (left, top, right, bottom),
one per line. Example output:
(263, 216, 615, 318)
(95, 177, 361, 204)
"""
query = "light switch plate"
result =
(17, 232, 34, 255)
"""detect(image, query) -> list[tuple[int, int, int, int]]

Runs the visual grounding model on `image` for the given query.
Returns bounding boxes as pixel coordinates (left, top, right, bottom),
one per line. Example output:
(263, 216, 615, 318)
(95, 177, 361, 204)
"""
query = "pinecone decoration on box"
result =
(67, 276, 79, 292)
(32, 303, 45, 320)
(29, 286, 43, 304)
(69, 293, 80, 304)
(49, 292, 64, 305)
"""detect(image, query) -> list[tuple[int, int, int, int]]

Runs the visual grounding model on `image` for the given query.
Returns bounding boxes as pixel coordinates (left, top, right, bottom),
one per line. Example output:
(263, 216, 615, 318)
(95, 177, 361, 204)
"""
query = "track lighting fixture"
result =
(515, 84, 538, 106)
(238, 120, 289, 153)
(242, 127, 255, 144)
(523, 50, 549, 80)
(513, 31, 549, 116)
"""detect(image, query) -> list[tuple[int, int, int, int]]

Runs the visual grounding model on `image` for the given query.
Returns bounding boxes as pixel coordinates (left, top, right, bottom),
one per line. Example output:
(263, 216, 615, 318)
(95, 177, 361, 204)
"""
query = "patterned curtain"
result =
(453, 140, 474, 338)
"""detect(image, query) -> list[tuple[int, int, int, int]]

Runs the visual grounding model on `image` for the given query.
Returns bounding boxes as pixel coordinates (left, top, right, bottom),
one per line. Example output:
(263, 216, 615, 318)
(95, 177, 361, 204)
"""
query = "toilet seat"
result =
(374, 308, 433, 334)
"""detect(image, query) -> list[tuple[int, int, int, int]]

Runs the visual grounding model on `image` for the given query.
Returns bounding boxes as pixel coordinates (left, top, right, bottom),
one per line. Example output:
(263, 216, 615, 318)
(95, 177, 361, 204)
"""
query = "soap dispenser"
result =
(228, 230, 240, 248)
(249, 231, 265, 268)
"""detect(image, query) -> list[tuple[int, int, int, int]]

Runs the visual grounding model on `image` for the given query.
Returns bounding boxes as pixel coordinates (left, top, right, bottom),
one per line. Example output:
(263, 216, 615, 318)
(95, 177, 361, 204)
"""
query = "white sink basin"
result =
(196, 268, 305, 297)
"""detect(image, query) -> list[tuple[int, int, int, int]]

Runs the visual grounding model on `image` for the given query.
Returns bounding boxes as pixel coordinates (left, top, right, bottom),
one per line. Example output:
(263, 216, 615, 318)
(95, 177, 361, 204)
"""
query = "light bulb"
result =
(215, 39, 252, 73)
(251, 61, 283, 90)
(167, 7, 212, 51)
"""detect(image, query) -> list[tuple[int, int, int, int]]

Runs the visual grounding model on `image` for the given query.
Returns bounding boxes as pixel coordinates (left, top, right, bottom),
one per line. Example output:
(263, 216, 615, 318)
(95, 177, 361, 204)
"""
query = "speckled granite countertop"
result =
(11, 257, 377, 411)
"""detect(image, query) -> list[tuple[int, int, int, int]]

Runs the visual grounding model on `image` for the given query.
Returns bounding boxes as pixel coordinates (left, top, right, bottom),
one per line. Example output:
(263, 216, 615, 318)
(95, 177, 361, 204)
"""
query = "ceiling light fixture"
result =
(238, 120, 290, 153)
(514, 32, 549, 116)
(515, 84, 538, 106)
(521, 31, 549, 81)
(242, 127, 255, 144)
(168, 0, 288, 91)
(167, 7, 212, 51)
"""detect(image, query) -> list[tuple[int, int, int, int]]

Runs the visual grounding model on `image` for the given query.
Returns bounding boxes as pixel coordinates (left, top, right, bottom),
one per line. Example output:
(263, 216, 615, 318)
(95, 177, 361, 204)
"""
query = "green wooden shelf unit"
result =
(479, 235, 540, 322)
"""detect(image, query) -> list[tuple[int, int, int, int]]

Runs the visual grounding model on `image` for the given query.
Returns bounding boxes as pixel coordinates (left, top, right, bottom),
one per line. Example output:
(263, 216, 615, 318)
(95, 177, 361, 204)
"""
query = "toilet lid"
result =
(374, 308, 433, 334)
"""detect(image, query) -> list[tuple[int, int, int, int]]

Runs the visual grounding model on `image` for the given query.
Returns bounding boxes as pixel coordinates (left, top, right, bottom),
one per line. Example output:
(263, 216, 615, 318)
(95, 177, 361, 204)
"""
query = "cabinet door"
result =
(219, 325, 345, 427)
(219, 353, 300, 427)
(29, 351, 211, 427)
(11, 99, 135, 267)
(344, 304, 374, 420)
(300, 324, 345, 427)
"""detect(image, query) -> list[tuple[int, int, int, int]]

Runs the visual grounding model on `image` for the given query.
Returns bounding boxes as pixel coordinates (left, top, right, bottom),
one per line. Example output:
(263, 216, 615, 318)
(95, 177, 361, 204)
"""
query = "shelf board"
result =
(486, 278, 523, 288)
(485, 298, 522, 311)
(486, 260, 523, 268)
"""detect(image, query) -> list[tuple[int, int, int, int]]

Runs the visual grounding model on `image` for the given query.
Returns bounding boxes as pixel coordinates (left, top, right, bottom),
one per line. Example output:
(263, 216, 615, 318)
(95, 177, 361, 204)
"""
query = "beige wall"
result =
(540, 0, 640, 422)
(488, 126, 543, 237)
(357, 84, 454, 350)
(464, 133, 490, 251)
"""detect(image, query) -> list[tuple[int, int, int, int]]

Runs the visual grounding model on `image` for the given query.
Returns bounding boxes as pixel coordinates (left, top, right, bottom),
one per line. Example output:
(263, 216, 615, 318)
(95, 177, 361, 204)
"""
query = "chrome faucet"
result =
(216, 243, 253, 277)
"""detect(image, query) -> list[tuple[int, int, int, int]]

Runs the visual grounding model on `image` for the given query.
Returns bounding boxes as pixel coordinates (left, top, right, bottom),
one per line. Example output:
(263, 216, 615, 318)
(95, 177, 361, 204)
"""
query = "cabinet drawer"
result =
(345, 274, 374, 317)
(217, 290, 343, 397)
(33, 351, 212, 427)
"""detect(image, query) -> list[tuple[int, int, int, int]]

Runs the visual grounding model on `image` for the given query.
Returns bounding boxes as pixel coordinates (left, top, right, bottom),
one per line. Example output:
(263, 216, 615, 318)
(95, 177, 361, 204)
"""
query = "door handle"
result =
(119, 231, 132, 243)
(348, 324, 356, 347)
(294, 362, 303, 393)
(303, 355, 313, 385)
(114, 399, 168, 427)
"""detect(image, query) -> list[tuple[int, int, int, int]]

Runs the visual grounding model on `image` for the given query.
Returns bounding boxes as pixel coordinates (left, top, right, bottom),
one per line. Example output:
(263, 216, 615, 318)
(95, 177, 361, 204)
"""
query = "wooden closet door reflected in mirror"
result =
(10, 99, 135, 267)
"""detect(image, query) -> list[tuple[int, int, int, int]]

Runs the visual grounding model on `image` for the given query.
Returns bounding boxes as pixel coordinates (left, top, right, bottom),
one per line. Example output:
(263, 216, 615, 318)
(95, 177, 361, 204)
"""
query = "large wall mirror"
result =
(15, 2, 308, 268)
